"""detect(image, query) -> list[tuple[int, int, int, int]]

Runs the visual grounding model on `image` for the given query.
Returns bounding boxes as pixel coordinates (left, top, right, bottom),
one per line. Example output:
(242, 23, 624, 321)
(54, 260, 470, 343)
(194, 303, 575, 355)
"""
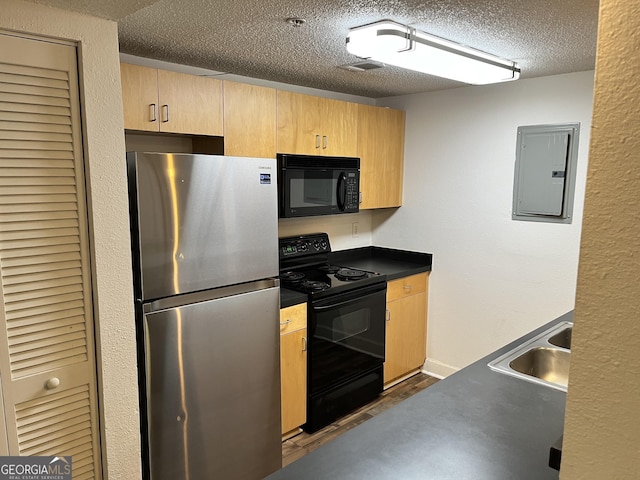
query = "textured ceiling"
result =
(28, 0, 599, 98)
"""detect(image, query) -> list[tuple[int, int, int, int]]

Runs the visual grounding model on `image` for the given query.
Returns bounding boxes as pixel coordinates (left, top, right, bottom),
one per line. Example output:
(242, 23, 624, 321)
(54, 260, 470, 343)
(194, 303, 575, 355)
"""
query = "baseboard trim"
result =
(422, 358, 459, 379)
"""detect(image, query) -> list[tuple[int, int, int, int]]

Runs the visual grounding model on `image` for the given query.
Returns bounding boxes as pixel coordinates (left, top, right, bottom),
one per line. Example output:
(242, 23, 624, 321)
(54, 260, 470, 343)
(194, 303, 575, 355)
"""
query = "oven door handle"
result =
(312, 283, 387, 311)
(314, 299, 359, 311)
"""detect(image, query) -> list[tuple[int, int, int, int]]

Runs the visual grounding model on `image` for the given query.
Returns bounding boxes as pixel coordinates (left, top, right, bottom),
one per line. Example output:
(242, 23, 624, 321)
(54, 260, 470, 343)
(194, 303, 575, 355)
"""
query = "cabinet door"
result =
(223, 81, 276, 158)
(277, 90, 322, 155)
(121, 63, 160, 132)
(0, 33, 101, 477)
(320, 98, 358, 157)
(384, 274, 428, 386)
(384, 293, 427, 385)
(157, 69, 223, 135)
(358, 104, 405, 209)
(280, 328, 307, 435)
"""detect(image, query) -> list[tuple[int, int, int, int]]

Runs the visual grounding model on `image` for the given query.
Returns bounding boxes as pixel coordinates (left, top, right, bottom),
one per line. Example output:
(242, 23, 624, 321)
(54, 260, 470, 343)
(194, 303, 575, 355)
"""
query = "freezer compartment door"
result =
(128, 152, 278, 300)
(143, 284, 282, 480)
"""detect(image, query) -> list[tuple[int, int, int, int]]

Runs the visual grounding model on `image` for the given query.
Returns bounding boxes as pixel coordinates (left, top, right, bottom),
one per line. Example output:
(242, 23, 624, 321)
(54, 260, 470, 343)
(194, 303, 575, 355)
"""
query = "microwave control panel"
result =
(344, 175, 359, 211)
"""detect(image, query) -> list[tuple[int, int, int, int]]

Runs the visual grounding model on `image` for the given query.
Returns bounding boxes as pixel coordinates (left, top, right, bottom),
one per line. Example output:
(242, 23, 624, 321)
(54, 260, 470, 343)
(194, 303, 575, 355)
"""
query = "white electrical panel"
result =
(512, 123, 580, 223)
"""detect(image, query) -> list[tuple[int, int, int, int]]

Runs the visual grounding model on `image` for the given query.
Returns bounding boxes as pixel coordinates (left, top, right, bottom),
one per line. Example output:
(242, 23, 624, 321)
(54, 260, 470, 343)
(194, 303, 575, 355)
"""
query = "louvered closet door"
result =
(0, 33, 101, 479)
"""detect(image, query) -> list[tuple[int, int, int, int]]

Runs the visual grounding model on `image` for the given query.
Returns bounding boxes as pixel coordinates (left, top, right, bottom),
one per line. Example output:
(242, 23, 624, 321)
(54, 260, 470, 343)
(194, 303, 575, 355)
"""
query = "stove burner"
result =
(280, 271, 306, 283)
(334, 268, 367, 281)
(301, 280, 330, 292)
(318, 265, 340, 274)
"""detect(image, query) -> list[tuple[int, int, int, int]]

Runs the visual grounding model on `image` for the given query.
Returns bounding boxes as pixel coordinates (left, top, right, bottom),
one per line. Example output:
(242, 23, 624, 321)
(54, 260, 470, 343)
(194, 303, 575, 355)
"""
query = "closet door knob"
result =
(46, 377, 60, 390)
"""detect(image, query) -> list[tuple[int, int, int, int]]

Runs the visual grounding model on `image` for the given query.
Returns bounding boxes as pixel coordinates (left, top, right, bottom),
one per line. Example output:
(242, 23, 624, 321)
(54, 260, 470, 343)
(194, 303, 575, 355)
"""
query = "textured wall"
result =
(1, 1, 141, 479)
(375, 72, 594, 376)
(561, 0, 640, 477)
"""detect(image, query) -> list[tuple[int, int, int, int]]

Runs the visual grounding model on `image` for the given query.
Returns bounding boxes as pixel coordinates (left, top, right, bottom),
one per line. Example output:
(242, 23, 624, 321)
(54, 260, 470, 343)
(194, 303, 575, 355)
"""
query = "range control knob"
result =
(320, 240, 328, 250)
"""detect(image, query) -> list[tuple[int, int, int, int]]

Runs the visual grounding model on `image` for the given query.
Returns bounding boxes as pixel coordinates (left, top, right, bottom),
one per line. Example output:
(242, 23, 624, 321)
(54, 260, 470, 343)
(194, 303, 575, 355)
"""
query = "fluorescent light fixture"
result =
(346, 20, 520, 85)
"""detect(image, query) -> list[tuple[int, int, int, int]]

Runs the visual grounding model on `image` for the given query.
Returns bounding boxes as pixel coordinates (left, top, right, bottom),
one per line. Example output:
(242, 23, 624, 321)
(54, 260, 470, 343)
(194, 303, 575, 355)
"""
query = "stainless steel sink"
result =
(548, 326, 572, 349)
(488, 321, 572, 391)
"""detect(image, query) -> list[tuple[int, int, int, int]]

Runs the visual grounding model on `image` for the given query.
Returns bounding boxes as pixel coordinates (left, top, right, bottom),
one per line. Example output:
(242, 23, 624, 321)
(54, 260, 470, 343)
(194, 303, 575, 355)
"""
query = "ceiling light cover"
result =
(346, 20, 520, 85)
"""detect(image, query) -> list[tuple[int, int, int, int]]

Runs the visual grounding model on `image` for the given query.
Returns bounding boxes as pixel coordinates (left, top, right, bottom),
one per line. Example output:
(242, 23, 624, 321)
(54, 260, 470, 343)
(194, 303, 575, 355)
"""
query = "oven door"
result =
(308, 282, 386, 395)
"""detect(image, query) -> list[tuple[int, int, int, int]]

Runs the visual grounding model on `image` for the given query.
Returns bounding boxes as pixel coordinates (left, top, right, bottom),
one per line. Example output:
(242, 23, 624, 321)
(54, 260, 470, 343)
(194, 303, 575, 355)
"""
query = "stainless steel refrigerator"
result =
(126, 152, 282, 480)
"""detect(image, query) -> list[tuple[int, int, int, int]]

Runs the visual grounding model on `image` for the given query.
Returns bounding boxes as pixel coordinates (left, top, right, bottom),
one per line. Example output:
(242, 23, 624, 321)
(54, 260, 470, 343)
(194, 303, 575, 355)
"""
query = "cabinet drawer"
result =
(280, 303, 307, 334)
(386, 273, 428, 302)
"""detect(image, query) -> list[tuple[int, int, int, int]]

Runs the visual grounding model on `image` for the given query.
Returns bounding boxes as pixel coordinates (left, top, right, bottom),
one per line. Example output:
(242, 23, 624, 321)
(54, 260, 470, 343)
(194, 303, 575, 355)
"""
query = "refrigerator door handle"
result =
(143, 278, 280, 314)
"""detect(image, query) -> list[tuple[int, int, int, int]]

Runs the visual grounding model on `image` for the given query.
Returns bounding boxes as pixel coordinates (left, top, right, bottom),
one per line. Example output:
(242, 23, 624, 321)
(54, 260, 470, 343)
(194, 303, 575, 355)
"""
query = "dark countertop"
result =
(280, 287, 307, 309)
(267, 311, 572, 480)
(280, 246, 433, 308)
(329, 246, 432, 281)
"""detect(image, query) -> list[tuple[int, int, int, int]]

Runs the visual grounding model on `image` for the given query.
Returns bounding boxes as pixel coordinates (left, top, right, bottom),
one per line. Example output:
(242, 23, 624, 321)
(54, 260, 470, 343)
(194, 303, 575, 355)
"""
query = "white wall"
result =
(278, 211, 373, 250)
(374, 71, 595, 376)
(1, 2, 140, 479)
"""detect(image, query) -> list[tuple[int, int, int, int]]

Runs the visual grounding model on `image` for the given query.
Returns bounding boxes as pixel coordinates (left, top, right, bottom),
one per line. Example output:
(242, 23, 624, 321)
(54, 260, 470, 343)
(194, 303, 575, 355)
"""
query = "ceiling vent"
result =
(338, 60, 385, 72)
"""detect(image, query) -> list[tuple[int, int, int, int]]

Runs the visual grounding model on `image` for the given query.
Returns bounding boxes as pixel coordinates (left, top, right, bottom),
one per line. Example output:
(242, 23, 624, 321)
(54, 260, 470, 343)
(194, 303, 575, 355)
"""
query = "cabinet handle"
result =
(161, 104, 169, 123)
(385, 309, 391, 322)
(149, 104, 157, 122)
(302, 337, 307, 352)
(403, 285, 413, 292)
(46, 377, 60, 390)
(359, 192, 363, 204)
(315, 134, 321, 149)
(280, 319, 291, 326)
(322, 135, 328, 149)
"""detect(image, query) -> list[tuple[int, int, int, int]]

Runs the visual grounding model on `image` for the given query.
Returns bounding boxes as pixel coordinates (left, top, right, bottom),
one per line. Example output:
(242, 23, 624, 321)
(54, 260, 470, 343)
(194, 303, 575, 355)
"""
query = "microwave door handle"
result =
(336, 172, 347, 211)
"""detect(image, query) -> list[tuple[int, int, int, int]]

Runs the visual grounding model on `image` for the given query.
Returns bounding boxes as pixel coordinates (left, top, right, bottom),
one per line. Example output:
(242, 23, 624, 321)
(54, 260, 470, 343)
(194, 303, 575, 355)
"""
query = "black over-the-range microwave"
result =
(277, 153, 360, 218)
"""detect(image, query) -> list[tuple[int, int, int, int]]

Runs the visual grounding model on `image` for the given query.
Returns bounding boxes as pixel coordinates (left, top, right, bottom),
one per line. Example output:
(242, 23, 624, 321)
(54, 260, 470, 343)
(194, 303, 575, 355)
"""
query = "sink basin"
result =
(488, 321, 572, 391)
(509, 347, 570, 386)
(548, 326, 572, 349)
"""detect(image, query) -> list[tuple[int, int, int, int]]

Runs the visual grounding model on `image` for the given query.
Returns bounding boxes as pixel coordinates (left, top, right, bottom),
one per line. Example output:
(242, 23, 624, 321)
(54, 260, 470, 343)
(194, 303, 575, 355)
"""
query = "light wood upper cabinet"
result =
(279, 303, 307, 436)
(121, 63, 223, 136)
(276, 90, 320, 155)
(121, 63, 158, 132)
(319, 97, 358, 157)
(384, 273, 428, 387)
(277, 90, 357, 157)
(120, 65, 406, 206)
(223, 81, 276, 158)
(358, 104, 405, 209)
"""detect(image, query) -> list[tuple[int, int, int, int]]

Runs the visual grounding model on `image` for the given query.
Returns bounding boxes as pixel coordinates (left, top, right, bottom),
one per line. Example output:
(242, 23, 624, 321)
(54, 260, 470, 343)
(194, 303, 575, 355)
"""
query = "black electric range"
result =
(279, 233, 387, 433)
(279, 233, 386, 299)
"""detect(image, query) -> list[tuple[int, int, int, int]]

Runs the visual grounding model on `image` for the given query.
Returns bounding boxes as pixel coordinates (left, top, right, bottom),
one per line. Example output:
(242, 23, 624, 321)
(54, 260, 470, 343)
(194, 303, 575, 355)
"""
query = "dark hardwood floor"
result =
(282, 372, 440, 467)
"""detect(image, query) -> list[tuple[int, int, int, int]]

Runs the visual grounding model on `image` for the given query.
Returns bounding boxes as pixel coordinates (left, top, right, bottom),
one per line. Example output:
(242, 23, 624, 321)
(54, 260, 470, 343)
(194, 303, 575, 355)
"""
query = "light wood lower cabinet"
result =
(384, 273, 429, 387)
(280, 303, 307, 436)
